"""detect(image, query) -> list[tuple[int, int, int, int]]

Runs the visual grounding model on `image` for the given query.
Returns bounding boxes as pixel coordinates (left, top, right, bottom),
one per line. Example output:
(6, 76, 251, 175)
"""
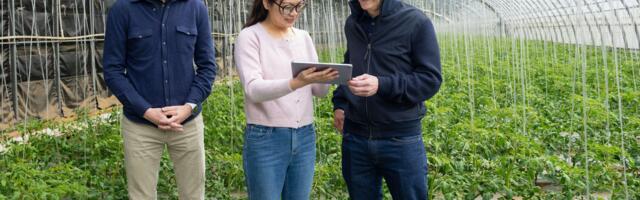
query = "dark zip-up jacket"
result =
(332, 0, 442, 138)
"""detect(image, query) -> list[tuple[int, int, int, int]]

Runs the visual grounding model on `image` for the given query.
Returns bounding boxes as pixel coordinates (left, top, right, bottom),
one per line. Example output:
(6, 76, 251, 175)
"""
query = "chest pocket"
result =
(127, 28, 154, 59)
(176, 26, 198, 54)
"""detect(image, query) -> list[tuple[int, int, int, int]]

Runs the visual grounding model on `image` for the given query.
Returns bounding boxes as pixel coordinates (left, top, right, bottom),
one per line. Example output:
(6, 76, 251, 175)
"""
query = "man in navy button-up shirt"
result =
(103, 0, 216, 198)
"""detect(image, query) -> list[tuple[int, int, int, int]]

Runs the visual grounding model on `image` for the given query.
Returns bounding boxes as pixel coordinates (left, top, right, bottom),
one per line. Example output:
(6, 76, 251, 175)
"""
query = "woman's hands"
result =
(290, 67, 339, 90)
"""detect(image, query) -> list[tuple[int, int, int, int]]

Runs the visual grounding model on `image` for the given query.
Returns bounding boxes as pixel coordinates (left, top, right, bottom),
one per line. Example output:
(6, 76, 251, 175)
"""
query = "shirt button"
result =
(162, 42, 166, 45)
(371, 22, 375, 26)
(163, 60, 167, 64)
(138, 35, 142, 38)
(162, 24, 165, 27)
(165, 80, 168, 84)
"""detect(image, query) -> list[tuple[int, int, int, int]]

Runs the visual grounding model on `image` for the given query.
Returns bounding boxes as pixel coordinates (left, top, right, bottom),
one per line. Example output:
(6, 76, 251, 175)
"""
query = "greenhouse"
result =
(0, 0, 639, 199)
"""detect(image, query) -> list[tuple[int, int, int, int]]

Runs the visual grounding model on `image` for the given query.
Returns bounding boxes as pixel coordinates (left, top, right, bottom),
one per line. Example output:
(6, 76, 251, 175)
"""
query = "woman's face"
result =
(264, 0, 305, 28)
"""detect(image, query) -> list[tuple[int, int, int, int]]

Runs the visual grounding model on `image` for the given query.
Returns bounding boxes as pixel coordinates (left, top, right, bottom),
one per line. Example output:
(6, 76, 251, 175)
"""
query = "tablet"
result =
(291, 61, 352, 85)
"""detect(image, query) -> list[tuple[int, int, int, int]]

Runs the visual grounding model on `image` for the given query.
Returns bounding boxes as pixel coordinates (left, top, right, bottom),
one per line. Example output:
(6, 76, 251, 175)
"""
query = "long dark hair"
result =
(244, 0, 276, 28)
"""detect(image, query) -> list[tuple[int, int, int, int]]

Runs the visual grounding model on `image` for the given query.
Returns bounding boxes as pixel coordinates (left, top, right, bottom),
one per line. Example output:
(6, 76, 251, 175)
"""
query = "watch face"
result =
(187, 103, 197, 109)
(189, 103, 198, 112)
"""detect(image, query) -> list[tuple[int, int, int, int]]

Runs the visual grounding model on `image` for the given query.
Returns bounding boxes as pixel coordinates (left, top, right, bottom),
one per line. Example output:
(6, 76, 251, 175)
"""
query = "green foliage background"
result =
(1, 36, 639, 199)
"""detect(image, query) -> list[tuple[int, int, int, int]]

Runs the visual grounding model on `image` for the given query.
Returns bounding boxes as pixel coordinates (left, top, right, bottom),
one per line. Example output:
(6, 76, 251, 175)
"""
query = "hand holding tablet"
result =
(292, 61, 353, 85)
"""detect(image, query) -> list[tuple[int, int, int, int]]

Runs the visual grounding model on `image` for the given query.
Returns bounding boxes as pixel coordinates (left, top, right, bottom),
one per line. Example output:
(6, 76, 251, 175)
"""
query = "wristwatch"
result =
(186, 103, 199, 114)
(186, 103, 197, 110)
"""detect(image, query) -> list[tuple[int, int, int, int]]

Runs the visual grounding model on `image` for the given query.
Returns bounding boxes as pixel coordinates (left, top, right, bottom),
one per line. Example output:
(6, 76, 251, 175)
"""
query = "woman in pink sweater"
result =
(234, 0, 338, 199)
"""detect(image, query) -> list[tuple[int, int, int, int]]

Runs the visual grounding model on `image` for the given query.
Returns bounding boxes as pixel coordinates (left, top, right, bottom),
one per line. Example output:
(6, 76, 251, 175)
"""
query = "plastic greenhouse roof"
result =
(432, 0, 640, 48)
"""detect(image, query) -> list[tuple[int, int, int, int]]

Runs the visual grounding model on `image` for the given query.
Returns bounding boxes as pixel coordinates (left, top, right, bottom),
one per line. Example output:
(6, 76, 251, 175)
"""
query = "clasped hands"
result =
(143, 104, 193, 132)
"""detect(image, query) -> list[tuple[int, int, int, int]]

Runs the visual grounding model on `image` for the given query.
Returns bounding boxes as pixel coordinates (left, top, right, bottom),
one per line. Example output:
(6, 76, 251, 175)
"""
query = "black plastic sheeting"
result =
(61, 0, 107, 37)
(9, 1, 104, 37)
(1, 47, 11, 126)
(1, 11, 7, 37)
(92, 43, 116, 110)
(0, 86, 13, 126)
(13, 10, 55, 37)
(12, 45, 58, 122)
(0, 0, 243, 129)
(14, 79, 59, 122)
(0, 0, 121, 129)
(4, 43, 118, 125)
(1, 47, 7, 83)
(14, 45, 54, 82)
(8, 0, 53, 36)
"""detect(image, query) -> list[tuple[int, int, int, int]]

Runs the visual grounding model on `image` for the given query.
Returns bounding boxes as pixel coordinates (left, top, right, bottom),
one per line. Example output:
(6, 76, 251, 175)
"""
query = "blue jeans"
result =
(342, 132, 428, 200)
(243, 124, 316, 200)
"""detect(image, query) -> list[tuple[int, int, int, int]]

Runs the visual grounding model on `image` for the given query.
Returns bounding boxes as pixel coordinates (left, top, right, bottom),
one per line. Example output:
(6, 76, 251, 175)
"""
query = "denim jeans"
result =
(243, 124, 316, 200)
(342, 132, 428, 200)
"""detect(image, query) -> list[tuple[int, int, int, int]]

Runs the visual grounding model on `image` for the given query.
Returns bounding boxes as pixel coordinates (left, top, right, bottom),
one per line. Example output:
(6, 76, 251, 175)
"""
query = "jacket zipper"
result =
(365, 43, 373, 139)
(354, 20, 374, 139)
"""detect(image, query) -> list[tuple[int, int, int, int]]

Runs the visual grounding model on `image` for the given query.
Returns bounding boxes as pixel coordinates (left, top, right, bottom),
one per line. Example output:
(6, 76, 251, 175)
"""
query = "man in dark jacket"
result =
(332, 0, 442, 199)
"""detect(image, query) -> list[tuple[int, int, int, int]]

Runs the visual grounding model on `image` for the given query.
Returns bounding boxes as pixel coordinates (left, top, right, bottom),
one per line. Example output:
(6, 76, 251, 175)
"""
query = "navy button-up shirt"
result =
(103, 0, 217, 125)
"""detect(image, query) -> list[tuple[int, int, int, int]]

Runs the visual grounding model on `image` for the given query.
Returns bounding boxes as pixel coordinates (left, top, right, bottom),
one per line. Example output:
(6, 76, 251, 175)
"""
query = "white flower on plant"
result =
(559, 132, 580, 143)
(99, 113, 112, 122)
(0, 144, 7, 154)
(78, 122, 89, 129)
(68, 124, 80, 131)
(41, 128, 62, 137)
(66, 122, 87, 131)
(12, 134, 28, 144)
(559, 154, 573, 165)
(559, 132, 570, 137)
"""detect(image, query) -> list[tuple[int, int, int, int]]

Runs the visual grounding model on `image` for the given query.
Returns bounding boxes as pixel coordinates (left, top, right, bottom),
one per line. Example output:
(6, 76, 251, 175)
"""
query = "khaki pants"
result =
(121, 114, 205, 200)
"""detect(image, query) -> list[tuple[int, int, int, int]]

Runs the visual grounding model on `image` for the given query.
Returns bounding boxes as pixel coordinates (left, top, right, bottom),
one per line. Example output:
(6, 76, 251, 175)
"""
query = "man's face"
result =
(358, 0, 382, 13)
